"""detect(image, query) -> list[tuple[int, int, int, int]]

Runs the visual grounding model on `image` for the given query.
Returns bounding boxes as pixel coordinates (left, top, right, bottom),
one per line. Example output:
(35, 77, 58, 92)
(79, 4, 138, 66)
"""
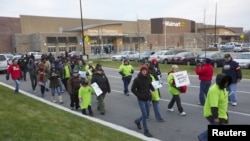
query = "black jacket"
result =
(131, 73, 154, 101)
(91, 72, 111, 94)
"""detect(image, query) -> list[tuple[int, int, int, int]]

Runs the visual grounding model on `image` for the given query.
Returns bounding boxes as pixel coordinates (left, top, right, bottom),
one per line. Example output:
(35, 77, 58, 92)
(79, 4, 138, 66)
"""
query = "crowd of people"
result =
(6, 51, 242, 139)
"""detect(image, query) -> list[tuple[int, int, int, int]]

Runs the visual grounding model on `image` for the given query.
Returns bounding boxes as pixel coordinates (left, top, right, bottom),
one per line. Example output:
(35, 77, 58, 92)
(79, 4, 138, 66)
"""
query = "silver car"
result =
(0, 54, 13, 72)
(148, 50, 176, 64)
(234, 52, 250, 69)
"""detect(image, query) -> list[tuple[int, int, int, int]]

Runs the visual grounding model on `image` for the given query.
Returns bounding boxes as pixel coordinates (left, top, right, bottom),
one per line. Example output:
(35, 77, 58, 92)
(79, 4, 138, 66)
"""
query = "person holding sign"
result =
(167, 65, 186, 116)
(74, 60, 88, 79)
(148, 66, 165, 122)
(91, 64, 111, 115)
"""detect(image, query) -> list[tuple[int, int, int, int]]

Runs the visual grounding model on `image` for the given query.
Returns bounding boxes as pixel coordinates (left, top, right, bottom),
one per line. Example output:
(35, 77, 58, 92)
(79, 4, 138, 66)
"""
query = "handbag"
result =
(6, 73, 10, 80)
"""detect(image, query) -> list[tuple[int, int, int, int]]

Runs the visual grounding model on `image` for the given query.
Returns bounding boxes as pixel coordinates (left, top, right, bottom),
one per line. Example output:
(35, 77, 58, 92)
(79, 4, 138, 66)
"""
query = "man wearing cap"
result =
(222, 54, 242, 106)
(195, 58, 214, 106)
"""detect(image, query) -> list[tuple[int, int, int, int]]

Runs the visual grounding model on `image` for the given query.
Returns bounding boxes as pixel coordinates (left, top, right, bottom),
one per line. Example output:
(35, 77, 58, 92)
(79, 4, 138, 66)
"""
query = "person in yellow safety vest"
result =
(74, 60, 88, 79)
(86, 60, 95, 85)
(118, 59, 134, 96)
(148, 66, 166, 122)
(62, 59, 72, 91)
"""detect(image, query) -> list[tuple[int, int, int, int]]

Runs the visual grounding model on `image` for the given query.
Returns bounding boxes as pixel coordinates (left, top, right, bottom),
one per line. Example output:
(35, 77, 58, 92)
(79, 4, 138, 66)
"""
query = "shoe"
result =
(180, 112, 187, 116)
(198, 103, 204, 106)
(134, 120, 141, 130)
(70, 107, 74, 110)
(144, 131, 153, 137)
(231, 102, 237, 106)
(157, 119, 166, 122)
(60, 101, 63, 104)
(52, 100, 56, 103)
(33, 90, 37, 93)
(167, 108, 174, 112)
(100, 112, 105, 115)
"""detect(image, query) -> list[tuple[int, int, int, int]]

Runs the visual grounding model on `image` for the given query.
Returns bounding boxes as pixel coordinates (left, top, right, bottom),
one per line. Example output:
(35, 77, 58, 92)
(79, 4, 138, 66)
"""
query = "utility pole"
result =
(79, 0, 85, 55)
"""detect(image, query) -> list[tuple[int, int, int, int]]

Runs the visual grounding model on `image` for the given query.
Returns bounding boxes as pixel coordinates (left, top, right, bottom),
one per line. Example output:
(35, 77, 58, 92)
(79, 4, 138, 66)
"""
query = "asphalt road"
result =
(1, 68, 250, 141)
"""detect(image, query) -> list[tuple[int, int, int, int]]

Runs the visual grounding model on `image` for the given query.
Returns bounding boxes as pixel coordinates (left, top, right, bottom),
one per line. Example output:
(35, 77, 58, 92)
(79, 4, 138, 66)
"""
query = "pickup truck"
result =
(220, 42, 238, 52)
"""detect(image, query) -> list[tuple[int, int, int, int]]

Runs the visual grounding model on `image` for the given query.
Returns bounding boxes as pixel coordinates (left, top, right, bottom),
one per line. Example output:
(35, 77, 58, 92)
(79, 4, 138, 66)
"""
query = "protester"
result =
(167, 64, 186, 116)
(18, 54, 29, 81)
(91, 64, 111, 115)
(78, 79, 94, 116)
(27, 58, 37, 92)
(195, 58, 214, 106)
(131, 64, 155, 137)
(118, 59, 134, 96)
(7, 59, 21, 93)
(222, 54, 242, 106)
(198, 73, 232, 141)
(37, 58, 49, 97)
(49, 68, 63, 104)
(86, 60, 95, 85)
(149, 58, 162, 83)
(62, 59, 72, 91)
(148, 65, 165, 122)
(67, 69, 82, 110)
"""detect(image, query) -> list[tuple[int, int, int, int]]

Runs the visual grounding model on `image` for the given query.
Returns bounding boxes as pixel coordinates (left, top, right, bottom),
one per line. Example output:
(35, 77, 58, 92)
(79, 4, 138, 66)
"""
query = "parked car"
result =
(68, 51, 83, 58)
(0, 54, 13, 72)
(135, 50, 155, 62)
(27, 51, 42, 60)
(170, 51, 199, 65)
(220, 42, 238, 52)
(13, 55, 22, 60)
(111, 51, 139, 61)
(233, 43, 249, 52)
(148, 50, 176, 64)
(196, 51, 225, 67)
(234, 52, 250, 69)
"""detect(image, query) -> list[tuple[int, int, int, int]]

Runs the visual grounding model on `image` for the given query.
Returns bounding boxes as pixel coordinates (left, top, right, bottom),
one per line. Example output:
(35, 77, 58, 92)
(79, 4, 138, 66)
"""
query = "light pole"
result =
(164, 19, 167, 50)
(214, 1, 217, 47)
(79, 0, 85, 55)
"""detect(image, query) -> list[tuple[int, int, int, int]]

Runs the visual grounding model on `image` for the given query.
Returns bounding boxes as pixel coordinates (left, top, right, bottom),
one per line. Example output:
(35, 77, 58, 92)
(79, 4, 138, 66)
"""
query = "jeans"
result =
(199, 81, 211, 105)
(58, 78, 63, 92)
(135, 100, 150, 132)
(122, 76, 132, 94)
(51, 87, 61, 96)
(227, 83, 237, 103)
(29, 73, 37, 91)
(152, 101, 164, 120)
(198, 129, 208, 141)
(13, 79, 20, 93)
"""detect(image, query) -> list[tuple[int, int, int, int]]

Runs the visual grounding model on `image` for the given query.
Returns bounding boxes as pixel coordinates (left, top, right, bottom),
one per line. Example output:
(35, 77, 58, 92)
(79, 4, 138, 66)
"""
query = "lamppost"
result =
(214, 0, 217, 47)
(79, 0, 85, 55)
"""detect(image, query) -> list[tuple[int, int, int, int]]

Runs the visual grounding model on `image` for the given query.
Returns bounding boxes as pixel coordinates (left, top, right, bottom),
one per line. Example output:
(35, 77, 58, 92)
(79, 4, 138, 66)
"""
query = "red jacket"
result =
(7, 64, 21, 79)
(195, 63, 213, 81)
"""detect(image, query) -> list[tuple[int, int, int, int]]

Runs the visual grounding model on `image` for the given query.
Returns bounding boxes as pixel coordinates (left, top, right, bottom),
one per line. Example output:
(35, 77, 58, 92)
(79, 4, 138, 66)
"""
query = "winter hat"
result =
(224, 54, 231, 58)
(140, 64, 148, 72)
(151, 59, 157, 66)
(95, 63, 103, 71)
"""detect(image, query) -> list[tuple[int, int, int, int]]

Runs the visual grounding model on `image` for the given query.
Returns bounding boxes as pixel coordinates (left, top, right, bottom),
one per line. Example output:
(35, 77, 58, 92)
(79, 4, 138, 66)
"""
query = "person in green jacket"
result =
(118, 59, 134, 96)
(148, 66, 165, 122)
(78, 79, 94, 116)
(167, 64, 186, 116)
(198, 73, 232, 141)
(74, 60, 88, 79)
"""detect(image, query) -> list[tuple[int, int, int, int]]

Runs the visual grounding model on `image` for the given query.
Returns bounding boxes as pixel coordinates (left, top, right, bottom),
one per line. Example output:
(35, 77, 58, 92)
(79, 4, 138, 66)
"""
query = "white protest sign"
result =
(91, 82, 103, 96)
(79, 71, 86, 78)
(151, 80, 162, 89)
(173, 71, 190, 87)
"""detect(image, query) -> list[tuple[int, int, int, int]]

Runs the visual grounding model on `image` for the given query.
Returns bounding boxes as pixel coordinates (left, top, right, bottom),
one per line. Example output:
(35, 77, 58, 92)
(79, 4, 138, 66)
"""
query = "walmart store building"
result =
(0, 15, 243, 54)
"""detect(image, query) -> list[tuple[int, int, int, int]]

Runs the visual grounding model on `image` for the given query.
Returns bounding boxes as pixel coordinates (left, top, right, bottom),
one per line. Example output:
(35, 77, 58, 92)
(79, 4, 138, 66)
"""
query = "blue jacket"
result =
(222, 59, 242, 83)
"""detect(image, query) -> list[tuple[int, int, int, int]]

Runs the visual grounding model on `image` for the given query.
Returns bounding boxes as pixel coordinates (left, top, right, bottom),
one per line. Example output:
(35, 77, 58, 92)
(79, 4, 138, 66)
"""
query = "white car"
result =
(0, 54, 13, 72)
(234, 52, 250, 69)
(148, 50, 176, 64)
(27, 51, 42, 60)
(111, 51, 139, 61)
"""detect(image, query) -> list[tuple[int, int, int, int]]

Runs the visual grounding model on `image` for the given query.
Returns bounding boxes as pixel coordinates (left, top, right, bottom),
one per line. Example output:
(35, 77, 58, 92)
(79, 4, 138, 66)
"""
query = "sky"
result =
(1, 0, 250, 31)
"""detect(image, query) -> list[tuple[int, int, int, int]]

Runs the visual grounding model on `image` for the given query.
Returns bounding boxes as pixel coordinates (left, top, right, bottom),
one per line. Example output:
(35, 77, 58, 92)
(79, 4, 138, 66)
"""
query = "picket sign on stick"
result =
(173, 71, 190, 87)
